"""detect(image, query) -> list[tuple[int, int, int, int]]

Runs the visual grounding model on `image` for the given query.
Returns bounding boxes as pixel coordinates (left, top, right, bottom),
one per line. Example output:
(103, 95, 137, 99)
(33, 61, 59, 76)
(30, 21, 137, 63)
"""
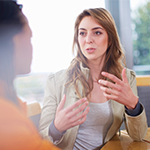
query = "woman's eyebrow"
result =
(92, 27, 104, 30)
(78, 28, 86, 30)
(78, 27, 104, 30)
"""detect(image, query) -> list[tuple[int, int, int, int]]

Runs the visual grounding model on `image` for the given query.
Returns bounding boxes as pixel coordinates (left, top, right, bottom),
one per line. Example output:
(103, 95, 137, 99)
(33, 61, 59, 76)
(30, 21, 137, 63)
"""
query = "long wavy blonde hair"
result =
(66, 8, 126, 99)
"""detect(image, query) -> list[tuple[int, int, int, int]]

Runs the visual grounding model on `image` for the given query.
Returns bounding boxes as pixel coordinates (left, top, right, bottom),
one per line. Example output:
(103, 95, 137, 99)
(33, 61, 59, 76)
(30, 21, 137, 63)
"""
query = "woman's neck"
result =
(88, 56, 105, 80)
(0, 79, 19, 106)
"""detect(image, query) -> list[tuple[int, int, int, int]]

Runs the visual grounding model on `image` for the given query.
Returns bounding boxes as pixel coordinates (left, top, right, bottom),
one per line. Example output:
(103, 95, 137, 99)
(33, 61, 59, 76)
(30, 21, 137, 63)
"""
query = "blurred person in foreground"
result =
(0, 1, 60, 150)
(39, 8, 148, 150)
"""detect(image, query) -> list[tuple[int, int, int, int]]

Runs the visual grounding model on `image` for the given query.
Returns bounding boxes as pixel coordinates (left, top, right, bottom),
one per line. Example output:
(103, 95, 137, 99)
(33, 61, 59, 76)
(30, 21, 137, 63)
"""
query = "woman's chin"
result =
(15, 68, 31, 77)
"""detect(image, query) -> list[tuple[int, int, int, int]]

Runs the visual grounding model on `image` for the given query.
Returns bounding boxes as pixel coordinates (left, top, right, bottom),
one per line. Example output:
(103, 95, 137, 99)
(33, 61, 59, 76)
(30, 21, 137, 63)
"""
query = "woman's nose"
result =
(86, 34, 93, 44)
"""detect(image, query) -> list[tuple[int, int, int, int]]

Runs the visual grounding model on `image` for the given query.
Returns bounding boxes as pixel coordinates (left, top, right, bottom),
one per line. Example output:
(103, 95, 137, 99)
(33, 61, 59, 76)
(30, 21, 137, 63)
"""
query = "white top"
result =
(74, 100, 113, 150)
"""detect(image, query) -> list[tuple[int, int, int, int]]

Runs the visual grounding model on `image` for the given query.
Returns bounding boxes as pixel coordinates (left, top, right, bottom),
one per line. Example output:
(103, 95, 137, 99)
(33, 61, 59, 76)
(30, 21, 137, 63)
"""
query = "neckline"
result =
(89, 100, 110, 105)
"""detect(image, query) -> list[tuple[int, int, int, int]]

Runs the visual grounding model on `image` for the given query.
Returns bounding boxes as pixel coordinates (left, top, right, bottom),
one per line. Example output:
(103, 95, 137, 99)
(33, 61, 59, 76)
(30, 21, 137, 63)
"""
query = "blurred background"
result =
(15, 0, 150, 105)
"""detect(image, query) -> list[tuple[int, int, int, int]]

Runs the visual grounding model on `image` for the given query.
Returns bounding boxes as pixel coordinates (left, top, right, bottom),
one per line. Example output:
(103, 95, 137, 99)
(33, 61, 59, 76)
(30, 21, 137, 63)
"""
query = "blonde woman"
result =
(39, 8, 147, 150)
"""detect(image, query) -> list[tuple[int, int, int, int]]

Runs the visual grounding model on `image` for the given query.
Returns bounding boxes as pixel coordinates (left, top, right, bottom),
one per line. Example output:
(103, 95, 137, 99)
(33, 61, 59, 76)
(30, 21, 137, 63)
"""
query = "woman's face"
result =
(78, 16, 109, 64)
(13, 22, 33, 75)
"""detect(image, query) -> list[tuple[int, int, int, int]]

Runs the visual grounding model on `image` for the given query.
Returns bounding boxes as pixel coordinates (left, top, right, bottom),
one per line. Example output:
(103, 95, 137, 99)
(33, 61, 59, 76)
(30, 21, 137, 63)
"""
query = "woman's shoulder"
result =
(47, 69, 68, 85)
(126, 68, 136, 78)
(125, 68, 136, 85)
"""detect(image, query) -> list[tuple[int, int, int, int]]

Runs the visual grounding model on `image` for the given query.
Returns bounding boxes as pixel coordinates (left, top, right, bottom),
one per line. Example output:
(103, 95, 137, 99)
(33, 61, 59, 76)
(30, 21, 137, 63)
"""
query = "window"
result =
(16, 0, 150, 105)
(130, 0, 150, 75)
(15, 0, 105, 104)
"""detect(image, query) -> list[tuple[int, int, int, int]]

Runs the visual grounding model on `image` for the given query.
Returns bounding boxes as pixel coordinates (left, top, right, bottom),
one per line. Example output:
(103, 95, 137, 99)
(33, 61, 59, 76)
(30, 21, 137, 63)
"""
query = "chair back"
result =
(136, 76, 150, 127)
(27, 101, 41, 129)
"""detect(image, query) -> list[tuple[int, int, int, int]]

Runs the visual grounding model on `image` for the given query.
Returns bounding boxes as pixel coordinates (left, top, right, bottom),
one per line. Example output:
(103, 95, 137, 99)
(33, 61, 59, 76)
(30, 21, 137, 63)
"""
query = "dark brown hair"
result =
(0, 1, 25, 105)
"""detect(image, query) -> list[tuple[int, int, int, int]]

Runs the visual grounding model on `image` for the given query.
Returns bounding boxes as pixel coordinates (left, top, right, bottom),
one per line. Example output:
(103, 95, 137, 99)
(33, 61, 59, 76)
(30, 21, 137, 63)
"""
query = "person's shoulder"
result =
(126, 68, 136, 78)
(125, 68, 136, 85)
(0, 98, 19, 115)
(47, 69, 67, 84)
(48, 69, 67, 78)
(0, 97, 27, 126)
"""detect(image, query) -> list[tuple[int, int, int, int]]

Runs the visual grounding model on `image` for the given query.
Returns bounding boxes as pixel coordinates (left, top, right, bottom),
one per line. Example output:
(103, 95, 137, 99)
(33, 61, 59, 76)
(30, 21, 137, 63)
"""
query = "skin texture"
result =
(54, 95, 90, 133)
(78, 16, 108, 65)
(13, 21, 33, 76)
(98, 68, 138, 109)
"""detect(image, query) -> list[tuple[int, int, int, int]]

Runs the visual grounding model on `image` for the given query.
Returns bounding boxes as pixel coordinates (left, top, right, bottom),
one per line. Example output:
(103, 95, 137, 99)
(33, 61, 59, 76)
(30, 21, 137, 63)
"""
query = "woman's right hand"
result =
(54, 95, 90, 133)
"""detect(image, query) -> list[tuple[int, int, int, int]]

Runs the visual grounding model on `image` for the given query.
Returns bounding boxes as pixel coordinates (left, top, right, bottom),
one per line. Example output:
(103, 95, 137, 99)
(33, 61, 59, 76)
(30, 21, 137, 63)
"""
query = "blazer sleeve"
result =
(124, 69, 148, 141)
(39, 73, 64, 145)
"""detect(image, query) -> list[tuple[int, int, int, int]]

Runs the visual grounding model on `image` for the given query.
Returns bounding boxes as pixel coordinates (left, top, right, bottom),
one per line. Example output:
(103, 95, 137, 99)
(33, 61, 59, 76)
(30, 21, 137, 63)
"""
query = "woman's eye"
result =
(95, 31, 101, 35)
(79, 32, 86, 36)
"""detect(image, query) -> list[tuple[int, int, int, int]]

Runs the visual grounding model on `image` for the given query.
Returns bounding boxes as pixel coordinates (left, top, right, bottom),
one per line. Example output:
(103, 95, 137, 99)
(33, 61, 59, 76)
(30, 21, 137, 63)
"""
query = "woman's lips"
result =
(86, 48, 96, 53)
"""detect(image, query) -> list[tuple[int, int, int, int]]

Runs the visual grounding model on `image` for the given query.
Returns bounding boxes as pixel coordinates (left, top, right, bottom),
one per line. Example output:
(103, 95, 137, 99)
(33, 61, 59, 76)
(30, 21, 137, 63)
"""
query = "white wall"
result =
(17, 0, 105, 73)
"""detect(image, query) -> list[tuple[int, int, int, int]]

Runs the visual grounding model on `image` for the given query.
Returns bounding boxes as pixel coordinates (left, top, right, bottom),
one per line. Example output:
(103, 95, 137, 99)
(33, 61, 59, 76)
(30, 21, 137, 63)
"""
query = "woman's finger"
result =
(98, 79, 121, 91)
(68, 101, 89, 119)
(122, 68, 128, 83)
(72, 116, 87, 127)
(101, 71, 122, 85)
(71, 107, 90, 126)
(65, 97, 87, 113)
(74, 106, 90, 121)
(57, 94, 66, 112)
(100, 86, 120, 96)
(102, 92, 119, 102)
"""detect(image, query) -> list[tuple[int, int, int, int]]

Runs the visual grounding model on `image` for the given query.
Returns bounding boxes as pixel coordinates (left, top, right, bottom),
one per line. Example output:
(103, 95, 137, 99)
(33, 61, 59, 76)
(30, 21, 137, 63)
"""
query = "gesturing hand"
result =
(54, 95, 90, 133)
(98, 68, 138, 109)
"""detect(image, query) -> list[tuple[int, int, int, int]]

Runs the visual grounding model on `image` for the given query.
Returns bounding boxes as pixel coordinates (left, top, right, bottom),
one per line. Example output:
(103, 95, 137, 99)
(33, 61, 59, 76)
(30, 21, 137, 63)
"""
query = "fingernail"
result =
(84, 97, 87, 101)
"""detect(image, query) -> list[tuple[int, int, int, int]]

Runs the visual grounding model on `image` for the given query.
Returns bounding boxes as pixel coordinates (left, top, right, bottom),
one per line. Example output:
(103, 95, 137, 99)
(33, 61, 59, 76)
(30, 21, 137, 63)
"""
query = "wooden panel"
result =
(27, 101, 41, 117)
(136, 76, 150, 86)
(102, 129, 150, 150)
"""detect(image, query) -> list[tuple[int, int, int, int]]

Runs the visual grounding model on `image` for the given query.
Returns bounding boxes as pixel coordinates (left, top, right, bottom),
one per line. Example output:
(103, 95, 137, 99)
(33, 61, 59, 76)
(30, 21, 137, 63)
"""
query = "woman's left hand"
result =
(98, 68, 138, 109)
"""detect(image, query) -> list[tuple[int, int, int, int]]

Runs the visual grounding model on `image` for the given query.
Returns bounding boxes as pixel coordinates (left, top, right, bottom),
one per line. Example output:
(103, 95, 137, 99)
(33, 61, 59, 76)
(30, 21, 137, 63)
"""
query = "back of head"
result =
(0, 1, 24, 41)
(0, 0, 25, 104)
(0, 1, 25, 80)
